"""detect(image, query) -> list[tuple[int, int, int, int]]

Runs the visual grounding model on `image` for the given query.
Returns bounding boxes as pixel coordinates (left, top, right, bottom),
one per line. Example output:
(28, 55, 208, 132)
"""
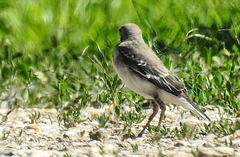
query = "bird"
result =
(112, 23, 210, 137)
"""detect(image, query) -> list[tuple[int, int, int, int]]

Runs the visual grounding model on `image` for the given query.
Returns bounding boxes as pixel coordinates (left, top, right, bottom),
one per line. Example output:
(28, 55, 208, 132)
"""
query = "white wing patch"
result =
(137, 59, 147, 66)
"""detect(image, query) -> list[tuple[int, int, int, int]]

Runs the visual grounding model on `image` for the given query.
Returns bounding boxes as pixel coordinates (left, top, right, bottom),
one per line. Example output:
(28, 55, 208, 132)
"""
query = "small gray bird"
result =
(112, 23, 210, 137)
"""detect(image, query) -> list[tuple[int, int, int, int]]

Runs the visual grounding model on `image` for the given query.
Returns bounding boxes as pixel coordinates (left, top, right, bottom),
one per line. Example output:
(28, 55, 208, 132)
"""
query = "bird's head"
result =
(119, 23, 143, 41)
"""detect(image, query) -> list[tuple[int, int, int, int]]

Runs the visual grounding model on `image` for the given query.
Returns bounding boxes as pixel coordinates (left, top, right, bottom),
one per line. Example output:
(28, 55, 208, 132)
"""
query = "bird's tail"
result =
(179, 96, 211, 121)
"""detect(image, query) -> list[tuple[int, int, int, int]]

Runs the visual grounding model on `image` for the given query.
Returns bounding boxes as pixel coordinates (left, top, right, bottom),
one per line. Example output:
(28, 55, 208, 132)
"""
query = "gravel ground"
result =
(0, 105, 240, 157)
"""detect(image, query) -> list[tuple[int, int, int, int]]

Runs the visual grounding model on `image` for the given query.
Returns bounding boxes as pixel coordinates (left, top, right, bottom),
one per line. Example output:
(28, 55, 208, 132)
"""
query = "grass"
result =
(148, 119, 240, 142)
(0, 0, 240, 139)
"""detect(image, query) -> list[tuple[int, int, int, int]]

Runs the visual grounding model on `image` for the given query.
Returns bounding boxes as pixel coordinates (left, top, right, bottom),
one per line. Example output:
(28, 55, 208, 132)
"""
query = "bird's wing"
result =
(117, 45, 186, 96)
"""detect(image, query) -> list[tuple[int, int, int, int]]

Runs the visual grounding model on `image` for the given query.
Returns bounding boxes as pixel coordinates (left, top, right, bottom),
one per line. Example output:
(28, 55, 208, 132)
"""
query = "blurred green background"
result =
(0, 0, 239, 120)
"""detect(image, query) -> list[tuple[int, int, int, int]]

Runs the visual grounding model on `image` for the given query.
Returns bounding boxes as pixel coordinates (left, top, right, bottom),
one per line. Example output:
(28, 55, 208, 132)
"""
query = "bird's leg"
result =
(155, 97, 166, 127)
(137, 100, 159, 137)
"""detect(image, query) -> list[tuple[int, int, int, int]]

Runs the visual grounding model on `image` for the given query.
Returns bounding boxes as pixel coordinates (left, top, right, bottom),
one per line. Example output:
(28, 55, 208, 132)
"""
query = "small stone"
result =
(46, 134, 54, 139)
(22, 117, 32, 123)
(12, 121, 24, 128)
(214, 147, 234, 156)
(88, 146, 102, 157)
(89, 128, 108, 141)
(198, 147, 234, 157)
(203, 142, 214, 147)
(234, 130, 240, 137)
(174, 140, 190, 147)
(217, 135, 232, 143)
(64, 130, 78, 139)
(0, 104, 8, 114)
(39, 117, 51, 124)
(181, 116, 201, 126)
(232, 139, 240, 147)
(191, 139, 205, 147)
(205, 133, 216, 142)
(0, 126, 5, 137)
(0, 149, 14, 156)
(198, 147, 221, 157)
(179, 147, 192, 153)
(103, 143, 116, 154)
(30, 150, 49, 157)
(26, 124, 40, 131)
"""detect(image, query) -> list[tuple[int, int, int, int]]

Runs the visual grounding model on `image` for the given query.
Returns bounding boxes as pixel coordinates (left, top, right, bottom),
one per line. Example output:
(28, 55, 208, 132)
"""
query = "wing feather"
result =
(118, 46, 185, 96)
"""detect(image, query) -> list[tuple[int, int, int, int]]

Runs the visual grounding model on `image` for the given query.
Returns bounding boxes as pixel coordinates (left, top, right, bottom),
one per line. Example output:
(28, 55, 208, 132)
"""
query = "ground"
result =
(0, 105, 239, 157)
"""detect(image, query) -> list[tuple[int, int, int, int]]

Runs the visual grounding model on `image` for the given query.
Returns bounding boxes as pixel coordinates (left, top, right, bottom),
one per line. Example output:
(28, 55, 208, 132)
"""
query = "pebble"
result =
(89, 128, 108, 141)
(103, 143, 117, 154)
(198, 147, 220, 157)
(190, 139, 205, 147)
(232, 139, 240, 147)
(22, 117, 32, 123)
(235, 130, 240, 137)
(198, 147, 234, 157)
(181, 116, 201, 126)
(205, 133, 216, 142)
(174, 140, 191, 147)
(39, 117, 51, 124)
(214, 147, 234, 156)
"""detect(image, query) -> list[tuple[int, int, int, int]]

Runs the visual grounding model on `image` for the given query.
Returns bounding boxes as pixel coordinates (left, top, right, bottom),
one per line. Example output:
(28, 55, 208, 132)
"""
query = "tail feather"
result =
(179, 97, 211, 121)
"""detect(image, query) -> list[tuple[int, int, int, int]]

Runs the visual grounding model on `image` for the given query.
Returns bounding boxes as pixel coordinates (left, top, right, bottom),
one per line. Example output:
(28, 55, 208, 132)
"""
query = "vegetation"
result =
(0, 0, 240, 138)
